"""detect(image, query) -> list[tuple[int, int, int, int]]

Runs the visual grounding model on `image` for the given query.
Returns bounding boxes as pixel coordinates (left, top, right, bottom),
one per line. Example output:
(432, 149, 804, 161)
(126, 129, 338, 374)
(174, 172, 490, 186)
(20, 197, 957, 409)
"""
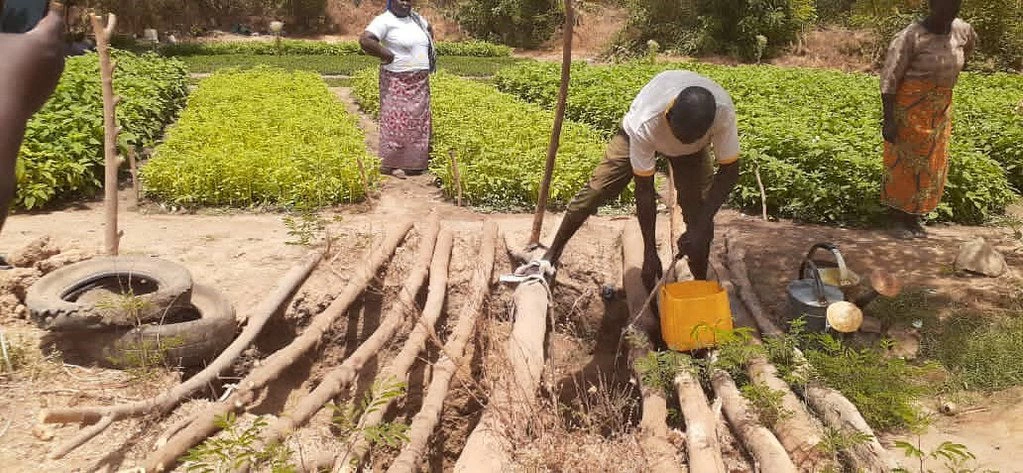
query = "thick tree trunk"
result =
(711, 369, 798, 473)
(454, 280, 548, 472)
(674, 370, 727, 473)
(386, 222, 498, 473)
(143, 222, 413, 472)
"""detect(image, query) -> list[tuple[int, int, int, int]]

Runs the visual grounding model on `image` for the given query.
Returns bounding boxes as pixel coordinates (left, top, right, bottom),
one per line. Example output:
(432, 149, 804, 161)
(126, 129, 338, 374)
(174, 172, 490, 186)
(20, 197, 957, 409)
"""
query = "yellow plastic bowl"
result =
(659, 281, 733, 352)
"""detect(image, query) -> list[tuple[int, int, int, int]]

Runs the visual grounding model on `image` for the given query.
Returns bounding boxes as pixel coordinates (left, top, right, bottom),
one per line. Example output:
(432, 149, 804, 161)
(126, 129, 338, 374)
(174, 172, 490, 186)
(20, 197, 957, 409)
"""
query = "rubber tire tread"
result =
(57, 284, 237, 368)
(26, 256, 194, 331)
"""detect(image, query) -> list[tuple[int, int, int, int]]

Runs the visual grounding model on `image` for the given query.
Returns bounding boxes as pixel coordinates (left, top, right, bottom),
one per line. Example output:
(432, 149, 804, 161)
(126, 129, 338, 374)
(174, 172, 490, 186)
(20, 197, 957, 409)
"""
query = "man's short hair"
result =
(669, 86, 717, 137)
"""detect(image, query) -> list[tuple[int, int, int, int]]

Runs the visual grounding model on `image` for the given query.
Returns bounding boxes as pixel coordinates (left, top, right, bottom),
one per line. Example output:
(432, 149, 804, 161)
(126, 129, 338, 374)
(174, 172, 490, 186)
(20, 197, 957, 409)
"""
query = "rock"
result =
(35, 249, 94, 274)
(954, 237, 1008, 277)
(7, 236, 59, 268)
(0, 294, 22, 321)
(32, 423, 55, 441)
(0, 267, 42, 301)
(887, 328, 921, 360)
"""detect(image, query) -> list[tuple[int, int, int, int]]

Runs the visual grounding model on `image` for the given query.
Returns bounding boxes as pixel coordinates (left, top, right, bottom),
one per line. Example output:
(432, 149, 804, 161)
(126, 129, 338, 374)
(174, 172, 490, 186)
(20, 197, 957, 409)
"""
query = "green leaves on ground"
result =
(144, 67, 376, 209)
(352, 68, 620, 210)
(182, 54, 528, 77)
(16, 51, 187, 210)
(495, 61, 1021, 225)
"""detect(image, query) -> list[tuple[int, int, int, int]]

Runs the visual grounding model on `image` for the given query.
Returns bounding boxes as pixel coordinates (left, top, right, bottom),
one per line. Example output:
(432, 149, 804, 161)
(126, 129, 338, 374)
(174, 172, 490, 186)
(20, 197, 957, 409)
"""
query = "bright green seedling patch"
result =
(352, 68, 619, 210)
(495, 61, 1020, 225)
(16, 51, 187, 210)
(181, 54, 528, 78)
(157, 38, 511, 58)
(144, 67, 377, 209)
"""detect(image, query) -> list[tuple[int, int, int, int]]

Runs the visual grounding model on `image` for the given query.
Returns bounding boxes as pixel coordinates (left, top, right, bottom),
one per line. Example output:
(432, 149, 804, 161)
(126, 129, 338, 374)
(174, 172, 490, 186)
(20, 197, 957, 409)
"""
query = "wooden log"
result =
(674, 371, 727, 473)
(386, 222, 498, 473)
(723, 231, 782, 336)
(143, 222, 413, 472)
(40, 251, 323, 429)
(711, 369, 797, 473)
(90, 13, 119, 256)
(528, 0, 574, 247)
(244, 220, 440, 469)
(621, 222, 684, 473)
(454, 280, 549, 472)
(336, 229, 454, 471)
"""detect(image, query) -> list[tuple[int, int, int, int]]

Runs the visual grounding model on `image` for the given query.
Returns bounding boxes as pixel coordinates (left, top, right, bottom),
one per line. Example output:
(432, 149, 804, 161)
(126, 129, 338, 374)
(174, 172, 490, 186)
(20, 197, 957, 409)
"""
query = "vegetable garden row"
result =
(16, 49, 1023, 227)
(153, 38, 512, 58)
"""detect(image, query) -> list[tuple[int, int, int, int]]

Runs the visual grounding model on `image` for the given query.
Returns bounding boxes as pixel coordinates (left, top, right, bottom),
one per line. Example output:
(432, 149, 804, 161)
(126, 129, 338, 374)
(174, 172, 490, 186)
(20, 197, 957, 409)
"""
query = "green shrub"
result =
(15, 51, 187, 210)
(456, 0, 564, 49)
(495, 61, 1016, 225)
(181, 54, 528, 77)
(144, 67, 375, 208)
(352, 68, 617, 210)
(158, 38, 512, 57)
(607, 0, 816, 60)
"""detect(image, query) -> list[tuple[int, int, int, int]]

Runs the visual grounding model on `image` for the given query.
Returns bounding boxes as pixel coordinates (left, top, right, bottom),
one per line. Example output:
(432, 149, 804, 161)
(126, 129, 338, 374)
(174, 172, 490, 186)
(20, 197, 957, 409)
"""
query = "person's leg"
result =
(542, 132, 634, 265)
(668, 149, 714, 280)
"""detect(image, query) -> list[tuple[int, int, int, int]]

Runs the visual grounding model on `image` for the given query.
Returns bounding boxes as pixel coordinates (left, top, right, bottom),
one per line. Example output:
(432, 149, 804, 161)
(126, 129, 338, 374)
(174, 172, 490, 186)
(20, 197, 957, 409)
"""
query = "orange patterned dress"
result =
(879, 18, 977, 215)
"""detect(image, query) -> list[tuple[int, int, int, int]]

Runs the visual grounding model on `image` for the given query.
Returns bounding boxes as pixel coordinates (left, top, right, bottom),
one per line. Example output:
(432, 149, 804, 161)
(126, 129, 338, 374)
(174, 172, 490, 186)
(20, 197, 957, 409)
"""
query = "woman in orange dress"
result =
(880, 0, 977, 238)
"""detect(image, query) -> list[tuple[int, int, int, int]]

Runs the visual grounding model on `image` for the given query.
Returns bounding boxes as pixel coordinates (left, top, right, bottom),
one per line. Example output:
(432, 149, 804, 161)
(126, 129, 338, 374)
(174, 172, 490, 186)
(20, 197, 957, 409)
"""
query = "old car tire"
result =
(52, 284, 237, 368)
(26, 256, 193, 331)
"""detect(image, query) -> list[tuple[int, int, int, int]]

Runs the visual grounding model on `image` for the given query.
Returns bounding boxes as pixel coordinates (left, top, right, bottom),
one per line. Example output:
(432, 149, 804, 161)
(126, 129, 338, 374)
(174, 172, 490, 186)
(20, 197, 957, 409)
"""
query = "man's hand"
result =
(0, 3, 66, 122)
(642, 249, 662, 293)
(882, 118, 898, 144)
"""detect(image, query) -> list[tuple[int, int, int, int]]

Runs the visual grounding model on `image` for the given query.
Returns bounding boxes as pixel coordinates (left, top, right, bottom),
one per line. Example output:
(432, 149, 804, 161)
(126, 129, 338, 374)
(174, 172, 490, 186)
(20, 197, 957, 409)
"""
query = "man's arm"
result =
(0, 3, 66, 232)
(634, 174, 662, 291)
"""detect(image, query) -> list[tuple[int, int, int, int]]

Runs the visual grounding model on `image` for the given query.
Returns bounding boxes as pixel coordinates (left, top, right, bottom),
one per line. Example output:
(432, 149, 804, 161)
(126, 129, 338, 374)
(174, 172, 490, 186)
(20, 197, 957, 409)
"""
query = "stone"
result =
(35, 249, 94, 274)
(954, 237, 1008, 277)
(0, 267, 42, 301)
(7, 235, 59, 268)
(887, 328, 921, 360)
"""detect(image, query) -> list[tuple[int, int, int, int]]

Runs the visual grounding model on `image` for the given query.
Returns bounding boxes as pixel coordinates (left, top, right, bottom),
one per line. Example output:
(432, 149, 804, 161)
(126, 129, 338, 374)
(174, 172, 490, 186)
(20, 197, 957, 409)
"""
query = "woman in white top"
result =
(360, 0, 435, 178)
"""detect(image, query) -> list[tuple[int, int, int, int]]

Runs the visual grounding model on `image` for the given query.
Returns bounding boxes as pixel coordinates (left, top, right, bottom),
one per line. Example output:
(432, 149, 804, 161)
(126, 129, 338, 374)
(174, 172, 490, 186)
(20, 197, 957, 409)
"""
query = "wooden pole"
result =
(528, 0, 573, 247)
(449, 150, 463, 207)
(90, 13, 119, 255)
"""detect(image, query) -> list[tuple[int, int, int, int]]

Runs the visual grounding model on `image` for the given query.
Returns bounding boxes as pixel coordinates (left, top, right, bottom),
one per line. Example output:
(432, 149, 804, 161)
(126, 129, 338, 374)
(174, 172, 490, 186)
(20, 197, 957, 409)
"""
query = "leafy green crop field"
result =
(495, 62, 1022, 225)
(144, 67, 375, 209)
(17, 51, 188, 210)
(157, 38, 512, 58)
(182, 55, 528, 78)
(353, 69, 617, 211)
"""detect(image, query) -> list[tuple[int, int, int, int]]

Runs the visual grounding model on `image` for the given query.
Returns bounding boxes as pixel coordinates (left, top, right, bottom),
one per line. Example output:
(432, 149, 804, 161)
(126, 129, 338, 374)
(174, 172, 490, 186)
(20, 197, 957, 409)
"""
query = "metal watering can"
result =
(802, 243, 860, 290)
(786, 258, 847, 333)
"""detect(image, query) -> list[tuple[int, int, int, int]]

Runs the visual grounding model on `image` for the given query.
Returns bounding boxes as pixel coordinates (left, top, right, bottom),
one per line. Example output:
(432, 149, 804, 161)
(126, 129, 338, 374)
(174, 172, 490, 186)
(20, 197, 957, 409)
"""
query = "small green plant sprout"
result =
(703, 326, 763, 382)
(816, 426, 873, 456)
(893, 438, 993, 473)
(633, 350, 692, 394)
(739, 382, 793, 429)
(328, 377, 410, 461)
(283, 210, 328, 247)
(95, 290, 184, 377)
(183, 412, 296, 473)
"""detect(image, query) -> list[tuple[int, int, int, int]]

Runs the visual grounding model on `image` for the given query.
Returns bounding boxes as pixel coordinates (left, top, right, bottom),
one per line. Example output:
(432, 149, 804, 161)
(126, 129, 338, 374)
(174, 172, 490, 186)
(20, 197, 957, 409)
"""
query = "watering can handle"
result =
(802, 242, 852, 283)
(799, 258, 829, 304)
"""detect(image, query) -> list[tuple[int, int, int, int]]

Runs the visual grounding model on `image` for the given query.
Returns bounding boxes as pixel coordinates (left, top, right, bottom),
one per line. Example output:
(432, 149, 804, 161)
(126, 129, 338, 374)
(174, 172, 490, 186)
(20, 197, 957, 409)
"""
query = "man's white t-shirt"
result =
(621, 70, 740, 177)
(365, 11, 431, 73)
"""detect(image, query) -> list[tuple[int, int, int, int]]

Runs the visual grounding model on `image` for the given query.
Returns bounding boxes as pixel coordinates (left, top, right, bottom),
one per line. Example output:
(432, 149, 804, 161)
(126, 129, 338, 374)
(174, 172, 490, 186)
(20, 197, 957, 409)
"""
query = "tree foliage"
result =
(456, 0, 564, 48)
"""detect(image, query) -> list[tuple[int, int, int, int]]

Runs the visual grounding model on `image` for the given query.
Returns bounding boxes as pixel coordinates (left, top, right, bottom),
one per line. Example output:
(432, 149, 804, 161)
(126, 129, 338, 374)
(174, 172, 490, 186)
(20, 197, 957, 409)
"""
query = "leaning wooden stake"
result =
(528, 0, 574, 247)
(449, 150, 463, 207)
(454, 278, 549, 472)
(337, 229, 454, 471)
(674, 370, 727, 473)
(711, 368, 798, 473)
(144, 222, 413, 472)
(245, 220, 441, 468)
(724, 233, 899, 472)
(387, 222, 498, 473)
(90, 13, 120, 256)
(40, 251, 323, 454)
(621, 222, 684, 473)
